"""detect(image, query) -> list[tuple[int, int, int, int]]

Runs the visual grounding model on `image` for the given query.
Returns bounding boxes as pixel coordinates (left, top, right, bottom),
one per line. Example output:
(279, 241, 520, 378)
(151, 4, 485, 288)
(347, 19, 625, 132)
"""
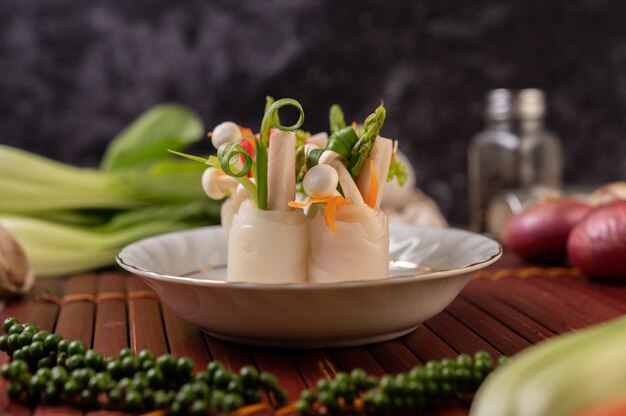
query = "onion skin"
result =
(567, 201, 626, 279)
(502, 199, 591, 261)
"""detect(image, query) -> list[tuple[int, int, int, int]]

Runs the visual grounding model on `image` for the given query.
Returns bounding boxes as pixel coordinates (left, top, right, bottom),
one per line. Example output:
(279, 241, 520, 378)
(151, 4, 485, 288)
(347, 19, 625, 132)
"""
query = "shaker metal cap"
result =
(485, 89, 513, 121)
(517, 88, 546, 119)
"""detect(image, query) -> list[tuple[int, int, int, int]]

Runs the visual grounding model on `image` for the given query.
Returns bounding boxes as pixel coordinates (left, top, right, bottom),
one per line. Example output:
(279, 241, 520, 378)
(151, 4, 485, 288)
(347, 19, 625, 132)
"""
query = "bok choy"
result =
(0, 104, 221, 276)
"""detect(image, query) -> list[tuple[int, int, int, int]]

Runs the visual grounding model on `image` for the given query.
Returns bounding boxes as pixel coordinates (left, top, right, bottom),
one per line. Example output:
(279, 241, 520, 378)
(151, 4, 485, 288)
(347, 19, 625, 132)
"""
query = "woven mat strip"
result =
(474, 267, 581, 281)
(34, 290, 158, 305)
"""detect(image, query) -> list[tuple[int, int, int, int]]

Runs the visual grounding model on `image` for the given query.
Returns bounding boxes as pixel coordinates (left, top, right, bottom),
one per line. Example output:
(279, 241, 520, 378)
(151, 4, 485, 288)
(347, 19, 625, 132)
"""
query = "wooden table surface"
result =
(1, 253, 625, 415)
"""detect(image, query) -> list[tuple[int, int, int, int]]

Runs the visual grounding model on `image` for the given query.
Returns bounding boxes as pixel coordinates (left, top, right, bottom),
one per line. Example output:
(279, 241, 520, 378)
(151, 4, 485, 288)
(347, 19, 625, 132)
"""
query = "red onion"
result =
(502, 199, 591, 261)
(567, 201, 626, 279)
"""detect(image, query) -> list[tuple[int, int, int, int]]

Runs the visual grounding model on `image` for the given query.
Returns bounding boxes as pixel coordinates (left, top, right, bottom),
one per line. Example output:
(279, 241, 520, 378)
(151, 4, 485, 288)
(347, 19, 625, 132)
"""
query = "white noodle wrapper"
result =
(227, 201, 308, 283)
(220, 198, 238, 241)
(308, 205, 389, 283)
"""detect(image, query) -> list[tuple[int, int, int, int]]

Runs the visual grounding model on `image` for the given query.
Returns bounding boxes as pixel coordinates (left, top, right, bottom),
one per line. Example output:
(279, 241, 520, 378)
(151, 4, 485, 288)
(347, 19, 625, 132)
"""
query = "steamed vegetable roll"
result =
(227, 201, 308, 283)
(308, 204, 389, 283)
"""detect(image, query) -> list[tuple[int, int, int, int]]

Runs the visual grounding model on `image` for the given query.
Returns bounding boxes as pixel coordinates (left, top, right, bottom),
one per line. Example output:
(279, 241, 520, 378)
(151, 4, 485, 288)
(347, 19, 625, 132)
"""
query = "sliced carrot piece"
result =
(287, 198, 327, 208)
(366, 160, 378, 209)
(239, 126, 253, 137)
(288, 195, 350, 234)
(324, 196, 349, 233)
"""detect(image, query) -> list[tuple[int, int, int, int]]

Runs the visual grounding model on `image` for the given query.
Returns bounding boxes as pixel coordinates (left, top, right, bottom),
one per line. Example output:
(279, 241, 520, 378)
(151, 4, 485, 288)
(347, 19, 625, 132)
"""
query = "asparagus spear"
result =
(348, 103, 386, 177)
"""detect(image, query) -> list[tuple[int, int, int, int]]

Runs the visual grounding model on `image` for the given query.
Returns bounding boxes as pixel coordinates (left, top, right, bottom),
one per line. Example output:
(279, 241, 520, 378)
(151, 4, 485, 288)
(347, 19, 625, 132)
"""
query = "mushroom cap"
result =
(202, 168, 227, 200)
(303, 164, 339, 198)
(211, 121, 241, 150)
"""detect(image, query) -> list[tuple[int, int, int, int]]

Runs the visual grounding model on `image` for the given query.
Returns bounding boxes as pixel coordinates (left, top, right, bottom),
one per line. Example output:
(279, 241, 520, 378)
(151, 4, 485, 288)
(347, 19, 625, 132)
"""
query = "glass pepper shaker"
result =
(517, 89, 563, 189)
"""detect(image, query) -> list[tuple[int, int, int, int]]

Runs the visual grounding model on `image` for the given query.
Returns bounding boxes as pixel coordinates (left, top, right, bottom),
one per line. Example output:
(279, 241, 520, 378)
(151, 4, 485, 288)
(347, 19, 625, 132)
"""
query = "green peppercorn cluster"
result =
(0, 317, 287, 414)
(296, 351, 507, 414)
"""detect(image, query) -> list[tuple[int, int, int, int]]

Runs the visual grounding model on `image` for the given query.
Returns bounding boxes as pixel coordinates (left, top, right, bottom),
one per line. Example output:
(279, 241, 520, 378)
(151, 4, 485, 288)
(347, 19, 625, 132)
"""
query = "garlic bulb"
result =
(0, 225, 34, 295)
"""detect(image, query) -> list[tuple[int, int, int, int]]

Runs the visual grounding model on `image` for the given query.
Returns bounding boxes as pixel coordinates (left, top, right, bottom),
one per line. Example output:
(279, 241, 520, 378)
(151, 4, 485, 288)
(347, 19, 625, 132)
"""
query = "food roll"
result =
(308, 204, 389, 283)
(227, 201, 308, 283)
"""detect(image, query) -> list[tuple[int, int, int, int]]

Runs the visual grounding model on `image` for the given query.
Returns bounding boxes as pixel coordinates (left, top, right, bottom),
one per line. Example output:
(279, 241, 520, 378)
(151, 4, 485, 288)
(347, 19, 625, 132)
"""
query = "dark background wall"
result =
(2, 0, 626, 224)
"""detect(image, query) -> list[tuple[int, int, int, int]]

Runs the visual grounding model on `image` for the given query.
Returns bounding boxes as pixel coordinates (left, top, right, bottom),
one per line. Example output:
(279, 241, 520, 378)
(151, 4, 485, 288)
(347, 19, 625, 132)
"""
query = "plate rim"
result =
(117, 225, 502, 289)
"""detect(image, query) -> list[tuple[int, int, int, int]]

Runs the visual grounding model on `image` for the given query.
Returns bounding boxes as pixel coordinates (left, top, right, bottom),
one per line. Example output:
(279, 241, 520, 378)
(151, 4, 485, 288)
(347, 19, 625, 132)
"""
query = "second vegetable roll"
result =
(308, 204, 389, 283)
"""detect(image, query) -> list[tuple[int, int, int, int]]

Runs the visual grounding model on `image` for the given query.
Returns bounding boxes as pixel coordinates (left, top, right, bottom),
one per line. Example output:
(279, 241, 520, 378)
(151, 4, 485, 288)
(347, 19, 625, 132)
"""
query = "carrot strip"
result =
(351, 121, 357, 129)
(288, 196, 337, 208)
(288, 196, 350, 234)
(288, 199, 319, 208)
(366, 160, 378, 209)
(239, 126, 253, 136)
(325, 197, 340, 233)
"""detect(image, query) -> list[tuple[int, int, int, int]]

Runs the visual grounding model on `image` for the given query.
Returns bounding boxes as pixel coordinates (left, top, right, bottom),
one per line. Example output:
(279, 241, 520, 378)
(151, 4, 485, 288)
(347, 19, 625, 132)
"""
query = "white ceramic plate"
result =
(117, 225, 501, 348)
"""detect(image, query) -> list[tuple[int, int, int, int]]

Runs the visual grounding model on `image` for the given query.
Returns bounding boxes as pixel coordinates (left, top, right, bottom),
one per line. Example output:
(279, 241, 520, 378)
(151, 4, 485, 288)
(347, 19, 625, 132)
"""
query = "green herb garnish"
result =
(387, 159, 409, 186)
(329, 104, 346, 133)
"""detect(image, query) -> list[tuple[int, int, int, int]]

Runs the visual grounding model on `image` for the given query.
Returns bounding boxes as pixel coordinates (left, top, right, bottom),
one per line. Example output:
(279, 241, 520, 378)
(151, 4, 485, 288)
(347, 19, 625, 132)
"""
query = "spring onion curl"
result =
(348, 103, 386, 177)
(329, 104, 347, 133)
(265, 96, 280, 130)
(257, 98, 305, 210)
(216, 137, 255, 178)
(259, 99, 305, 144)
(167, 149, 259, 207)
